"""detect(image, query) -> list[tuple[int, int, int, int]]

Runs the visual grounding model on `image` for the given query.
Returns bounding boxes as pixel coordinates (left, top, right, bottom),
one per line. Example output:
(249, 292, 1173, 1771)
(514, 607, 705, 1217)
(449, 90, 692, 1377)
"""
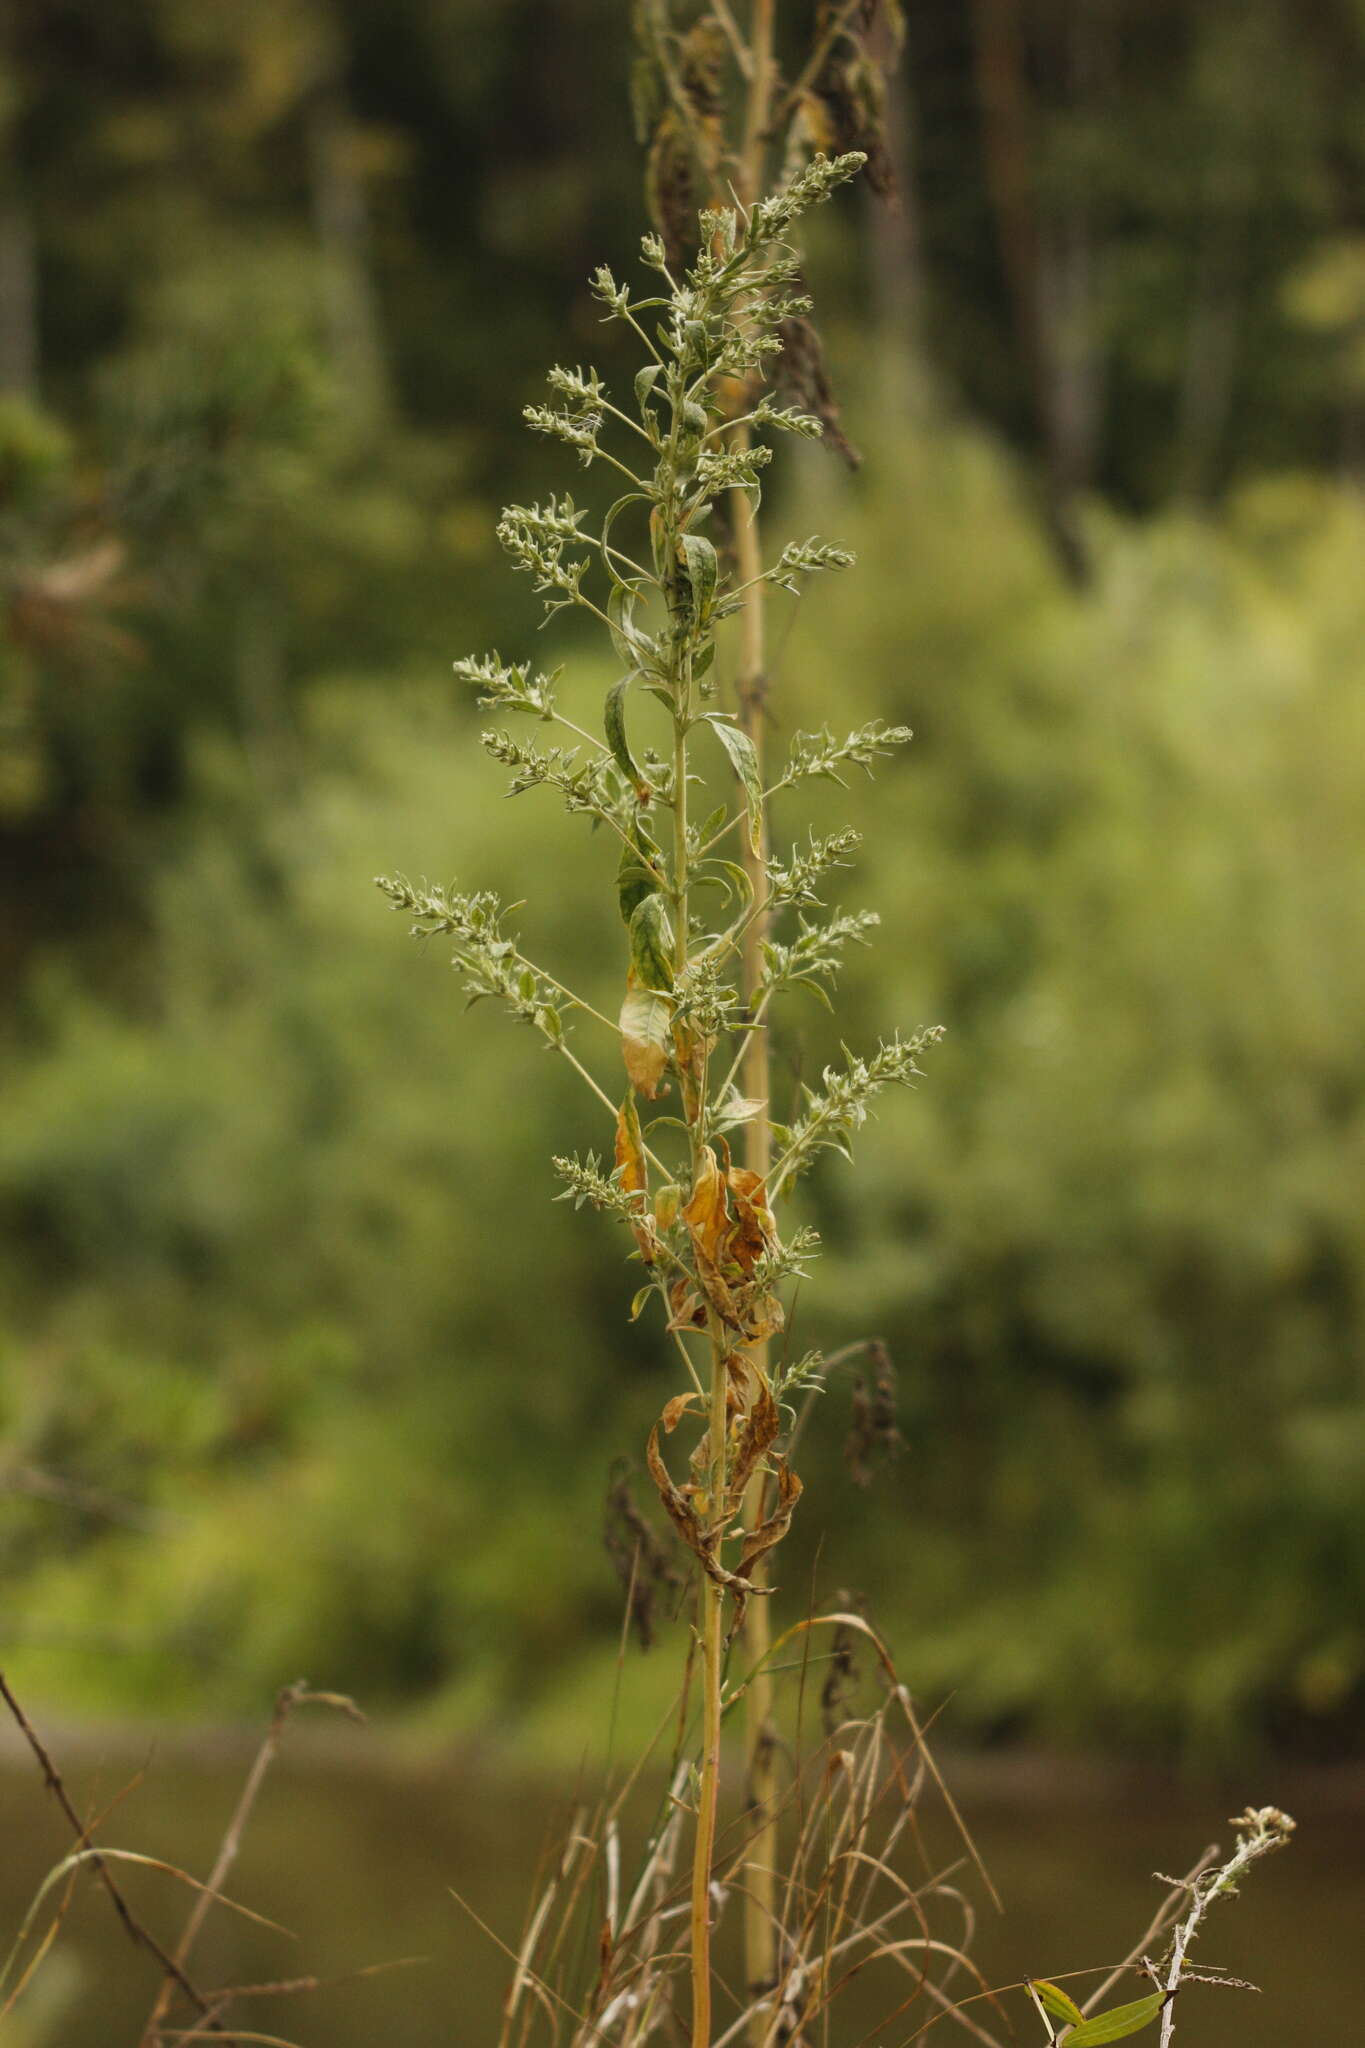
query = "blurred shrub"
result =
(1, 405, 1362, 1758)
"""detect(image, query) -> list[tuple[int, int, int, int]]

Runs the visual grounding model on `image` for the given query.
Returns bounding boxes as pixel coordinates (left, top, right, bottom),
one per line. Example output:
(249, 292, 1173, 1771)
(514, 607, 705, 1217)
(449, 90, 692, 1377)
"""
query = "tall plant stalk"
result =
(632, 10, 909, 2023)
(732, 6, 780, 2024)
(380, 22, 1294, 2047)
(380, 147, 942, 2048)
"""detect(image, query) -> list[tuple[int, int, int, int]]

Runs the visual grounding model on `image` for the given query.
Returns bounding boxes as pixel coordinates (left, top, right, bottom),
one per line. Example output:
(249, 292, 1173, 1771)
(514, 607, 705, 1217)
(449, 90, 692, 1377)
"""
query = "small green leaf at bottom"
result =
(1066, 1991, 1168, 2044)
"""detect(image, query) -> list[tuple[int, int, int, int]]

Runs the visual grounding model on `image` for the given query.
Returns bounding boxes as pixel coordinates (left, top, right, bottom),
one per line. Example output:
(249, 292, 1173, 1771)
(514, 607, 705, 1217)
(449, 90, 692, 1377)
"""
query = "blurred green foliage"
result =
(2, 1, 1363, 1761)
(3, 406, 1363, 1758)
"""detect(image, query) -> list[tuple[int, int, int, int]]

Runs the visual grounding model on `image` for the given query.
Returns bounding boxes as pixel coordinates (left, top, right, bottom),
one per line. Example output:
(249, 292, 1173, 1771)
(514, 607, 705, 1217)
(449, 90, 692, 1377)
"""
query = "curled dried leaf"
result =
(682, 1145, 729, 1265)
(737, 1455, 803, 1582)
(662, 1391, 703, 1434)
(666, 1277, 706, 1331)
(645, 1425, 754, 1596)
(728, 1379, 780, 1505)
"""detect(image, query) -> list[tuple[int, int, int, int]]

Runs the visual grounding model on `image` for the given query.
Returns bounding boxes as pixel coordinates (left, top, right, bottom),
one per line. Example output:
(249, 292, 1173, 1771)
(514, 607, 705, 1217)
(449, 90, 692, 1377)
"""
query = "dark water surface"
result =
(1, 1724, 1359, 2044)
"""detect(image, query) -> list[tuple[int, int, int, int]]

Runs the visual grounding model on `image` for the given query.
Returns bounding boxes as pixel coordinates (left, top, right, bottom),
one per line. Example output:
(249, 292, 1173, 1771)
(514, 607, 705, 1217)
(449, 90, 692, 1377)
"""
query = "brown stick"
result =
(0, 1669, 226, 2035)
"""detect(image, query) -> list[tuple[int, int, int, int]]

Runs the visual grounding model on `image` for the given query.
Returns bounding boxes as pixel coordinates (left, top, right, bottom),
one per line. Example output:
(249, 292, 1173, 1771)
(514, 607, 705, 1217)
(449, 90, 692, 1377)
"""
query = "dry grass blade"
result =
(202, 1956, 428, 2003)
(4, 1843, 295, 1989)
(475, 1630, 1009, 2048)
(0, 1852, 82, 2021)
(164, 2031, 308, 2048)
(139, 1680, 364, 2047)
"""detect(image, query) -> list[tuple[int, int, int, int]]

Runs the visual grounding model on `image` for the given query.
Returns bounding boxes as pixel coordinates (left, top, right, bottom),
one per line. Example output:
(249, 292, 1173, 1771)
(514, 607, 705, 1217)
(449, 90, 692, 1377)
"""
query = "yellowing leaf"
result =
(615, 1093, 647, 1195)
(614, 1092, 654, 1263)
(620, 984, 673, 1098)
(682, 1146, 729, 1266)
(1029, 1981, 1086, 2028)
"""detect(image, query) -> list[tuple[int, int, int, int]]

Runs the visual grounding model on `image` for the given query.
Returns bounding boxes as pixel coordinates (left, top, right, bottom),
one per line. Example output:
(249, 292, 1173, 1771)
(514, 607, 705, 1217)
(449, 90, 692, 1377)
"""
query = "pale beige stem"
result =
(690, 1323, 731, 2048)
(734, 8, 779, 2035)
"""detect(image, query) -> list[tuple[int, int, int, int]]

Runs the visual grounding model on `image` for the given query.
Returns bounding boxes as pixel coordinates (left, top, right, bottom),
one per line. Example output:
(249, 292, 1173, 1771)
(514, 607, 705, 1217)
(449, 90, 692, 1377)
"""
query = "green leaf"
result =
(1065, 1992, 1167, 2044)
(634, 364, 662, 414)
(707, 718, 764, 856)
(678, 533, 718, 633)
(605, 678, 649, 797)
(608, 583, 655, 669)
(696, 858, 753, 913)
(1029, 1982, 1086, 2028)
(628, 894, 675, 992)
(601, 493, 653, 596)
(617, 829, 660, 925)
(629, 1284, 654, 1323)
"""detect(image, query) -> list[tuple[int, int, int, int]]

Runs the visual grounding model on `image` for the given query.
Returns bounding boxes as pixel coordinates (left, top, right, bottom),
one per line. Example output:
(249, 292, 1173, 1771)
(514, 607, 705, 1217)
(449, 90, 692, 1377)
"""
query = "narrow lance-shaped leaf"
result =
(1065, 1991, 1169, 2045)
(707, 717, 764, 856)
(677, 533, 718, 636)
(614, 1092, 654, 1263)
(608, 583, 655, 670)
(605, 678, 651, 800)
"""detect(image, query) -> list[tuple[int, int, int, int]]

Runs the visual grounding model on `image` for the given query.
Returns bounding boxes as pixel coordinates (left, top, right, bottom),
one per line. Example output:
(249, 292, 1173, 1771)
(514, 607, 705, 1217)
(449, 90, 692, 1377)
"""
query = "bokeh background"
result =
(1, 2, 1363, 2036)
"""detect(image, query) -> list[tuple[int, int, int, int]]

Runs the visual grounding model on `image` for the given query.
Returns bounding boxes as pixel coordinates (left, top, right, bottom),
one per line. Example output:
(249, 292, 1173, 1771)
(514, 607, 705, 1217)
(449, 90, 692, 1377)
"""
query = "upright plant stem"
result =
(734, 5, 780, 2033)
(671, 607, 726, 2048)
(690, 1322, 730, 2048)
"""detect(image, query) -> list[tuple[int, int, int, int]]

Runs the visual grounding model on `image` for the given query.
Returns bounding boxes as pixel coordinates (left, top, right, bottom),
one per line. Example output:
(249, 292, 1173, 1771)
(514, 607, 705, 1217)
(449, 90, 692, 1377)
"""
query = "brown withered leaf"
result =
(743, 1291, 786, 1343)
(725, 1350, 755, 1399)
(645, 1425, 753, 1596)
(681, 1147, 787, 1339)
(666, 1277, 706, 1332)
(777, 311, 859, 469)
(736, 1456, 803, 1583)
(844, 1339, 903, 1486)
(726, 1165, 779, 1270)
(820, 1601, 863, 1733)
(646, 111, 697, 276)
(728, 1379, 780, 1505)
(662, 1391, 703, 1434)
(806, 0, 901, 197)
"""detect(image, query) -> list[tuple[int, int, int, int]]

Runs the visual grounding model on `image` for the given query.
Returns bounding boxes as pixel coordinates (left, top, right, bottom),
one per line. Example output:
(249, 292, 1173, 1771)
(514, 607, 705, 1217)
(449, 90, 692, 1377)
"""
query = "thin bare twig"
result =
(0, 1669, 226, 2035)
(1079, 1845, 1217, 2016)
